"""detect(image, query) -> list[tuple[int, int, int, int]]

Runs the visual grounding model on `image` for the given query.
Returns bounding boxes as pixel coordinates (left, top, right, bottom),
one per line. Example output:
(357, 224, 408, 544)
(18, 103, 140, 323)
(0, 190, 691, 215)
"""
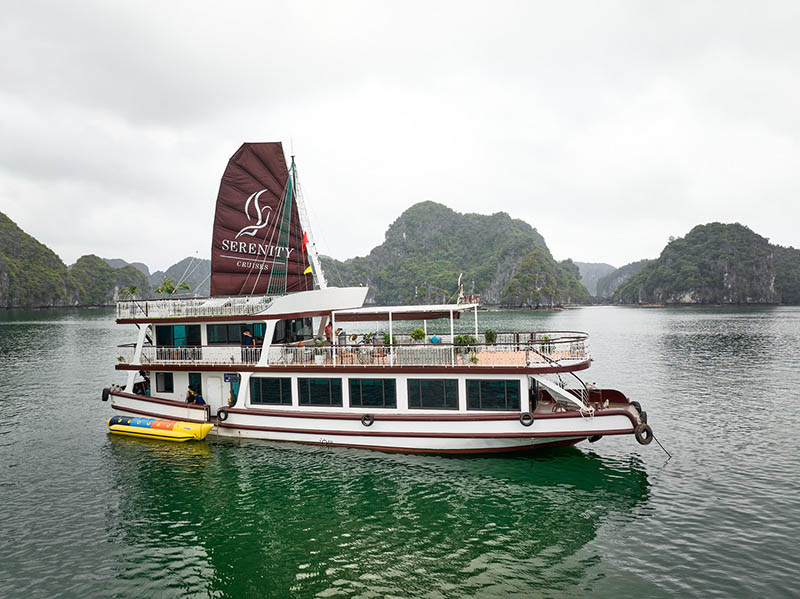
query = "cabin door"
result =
(206, 376, 224, 413)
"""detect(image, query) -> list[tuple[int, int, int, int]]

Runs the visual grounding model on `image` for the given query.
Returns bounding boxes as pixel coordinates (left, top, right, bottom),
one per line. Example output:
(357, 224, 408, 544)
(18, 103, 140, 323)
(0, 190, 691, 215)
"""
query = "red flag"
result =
(302, 232, 309, 252)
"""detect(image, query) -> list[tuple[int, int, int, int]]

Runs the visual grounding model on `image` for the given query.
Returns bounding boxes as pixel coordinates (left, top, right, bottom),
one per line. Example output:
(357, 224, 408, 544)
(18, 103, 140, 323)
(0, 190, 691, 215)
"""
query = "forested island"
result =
(3, 206, 800, 309)
(613, 223, 800, 304)
(0, 211, 209, 309)
(320, 201, 588, 307)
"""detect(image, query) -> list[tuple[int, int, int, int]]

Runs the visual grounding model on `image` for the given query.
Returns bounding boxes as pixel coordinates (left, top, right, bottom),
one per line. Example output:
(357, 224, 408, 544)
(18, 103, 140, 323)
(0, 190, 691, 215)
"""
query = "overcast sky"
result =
(2, 1, 799, 273)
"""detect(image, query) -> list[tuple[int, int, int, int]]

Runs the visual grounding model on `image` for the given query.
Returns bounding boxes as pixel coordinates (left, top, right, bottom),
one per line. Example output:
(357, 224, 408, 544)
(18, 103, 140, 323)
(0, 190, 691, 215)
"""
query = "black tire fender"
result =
(101, 387, 111, 402)
(631, 400, 642, 413)
(519, 412, 534, 427)
(588, 435, 603, 443)
(639, 410, 648, 424)
(217, 408, 229, 422)
(361, 414, 374, 427)
(635, 423, 653, 445)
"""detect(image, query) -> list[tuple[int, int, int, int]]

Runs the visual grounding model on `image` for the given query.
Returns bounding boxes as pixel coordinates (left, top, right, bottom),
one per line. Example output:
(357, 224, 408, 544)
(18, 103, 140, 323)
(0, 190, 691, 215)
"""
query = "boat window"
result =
(250, 377, 292, 405)
(349, 379, 397, 408)
(207, 323, 266, 345)
(272, 317, 314, 344)
(467, 380, 520, 411)
(298, 378, 343, 406)
(155, 325, 201, 347)
(407, 379, 458, 410)
(155, 372, 174, 393)
(188, 373, 202, 395)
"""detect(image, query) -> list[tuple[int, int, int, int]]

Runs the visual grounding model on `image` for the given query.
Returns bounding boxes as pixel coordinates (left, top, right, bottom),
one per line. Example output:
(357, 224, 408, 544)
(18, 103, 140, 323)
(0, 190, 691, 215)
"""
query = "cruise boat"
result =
(104, 142, 654, 454)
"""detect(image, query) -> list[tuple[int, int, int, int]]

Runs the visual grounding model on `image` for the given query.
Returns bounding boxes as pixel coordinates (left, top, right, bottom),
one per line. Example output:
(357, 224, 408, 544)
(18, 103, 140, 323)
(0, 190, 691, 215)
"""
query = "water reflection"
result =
(106, 437, 649, 598)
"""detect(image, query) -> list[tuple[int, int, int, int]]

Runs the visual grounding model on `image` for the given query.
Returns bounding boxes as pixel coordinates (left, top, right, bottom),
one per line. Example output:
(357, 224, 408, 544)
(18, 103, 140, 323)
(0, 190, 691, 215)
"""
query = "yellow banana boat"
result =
(108, 415, 213, 442)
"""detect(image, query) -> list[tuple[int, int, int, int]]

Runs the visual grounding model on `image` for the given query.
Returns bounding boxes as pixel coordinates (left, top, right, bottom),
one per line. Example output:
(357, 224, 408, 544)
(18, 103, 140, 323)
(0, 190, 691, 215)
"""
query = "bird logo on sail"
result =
(235, 189, 273, 239)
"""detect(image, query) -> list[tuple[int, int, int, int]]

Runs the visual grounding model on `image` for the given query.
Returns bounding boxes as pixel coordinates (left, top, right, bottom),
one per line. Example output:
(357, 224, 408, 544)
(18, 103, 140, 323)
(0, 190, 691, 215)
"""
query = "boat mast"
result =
(292, 156, 328, 290)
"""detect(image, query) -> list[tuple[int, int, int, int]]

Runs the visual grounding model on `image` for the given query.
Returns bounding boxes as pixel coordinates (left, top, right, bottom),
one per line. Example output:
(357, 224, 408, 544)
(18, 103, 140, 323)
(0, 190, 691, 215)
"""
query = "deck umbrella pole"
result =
(332, 312, 337, 366)
(389, 312, 394, 366)
(450, 310, 455, 366)
(474, 305, 478, 339)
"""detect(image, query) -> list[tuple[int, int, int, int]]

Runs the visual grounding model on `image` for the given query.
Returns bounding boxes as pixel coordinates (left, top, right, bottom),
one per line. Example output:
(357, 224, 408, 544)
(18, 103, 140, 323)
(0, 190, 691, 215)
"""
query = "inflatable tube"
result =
(361, 414, 374, 427)
(519, 412, 534, 427)
(107, 416, 212, 442)
(635, 423, 653, 445)
(217, 408, 229, 422)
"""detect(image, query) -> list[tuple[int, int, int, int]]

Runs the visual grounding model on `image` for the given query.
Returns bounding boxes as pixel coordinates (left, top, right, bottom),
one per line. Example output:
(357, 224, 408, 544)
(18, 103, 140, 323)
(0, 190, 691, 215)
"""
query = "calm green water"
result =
(1, 306, 798, 598)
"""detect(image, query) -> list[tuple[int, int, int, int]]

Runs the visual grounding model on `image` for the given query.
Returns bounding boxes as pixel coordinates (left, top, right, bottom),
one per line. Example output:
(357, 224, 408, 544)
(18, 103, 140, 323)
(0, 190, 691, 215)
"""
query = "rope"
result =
(652, 432, 672, 459)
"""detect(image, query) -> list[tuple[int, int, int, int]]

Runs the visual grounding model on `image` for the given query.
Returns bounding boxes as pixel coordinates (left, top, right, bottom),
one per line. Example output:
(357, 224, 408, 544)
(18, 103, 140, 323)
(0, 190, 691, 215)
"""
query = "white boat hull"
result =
(109, 391, 637, 454)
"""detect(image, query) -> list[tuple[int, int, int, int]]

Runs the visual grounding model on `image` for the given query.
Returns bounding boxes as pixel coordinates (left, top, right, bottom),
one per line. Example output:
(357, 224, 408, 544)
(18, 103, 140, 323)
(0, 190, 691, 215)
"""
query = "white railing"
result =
(122, 331, 589, 369)
(139, 345, 262, 365)
(116, 295, 274, 320)
(269, 331, 589, 368)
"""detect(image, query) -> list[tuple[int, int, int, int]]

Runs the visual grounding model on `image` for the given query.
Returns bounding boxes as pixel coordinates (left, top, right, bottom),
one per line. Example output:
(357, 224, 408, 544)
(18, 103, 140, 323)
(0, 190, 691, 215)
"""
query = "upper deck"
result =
(115, 290, 590, 373)
(117, 330, 590, 373)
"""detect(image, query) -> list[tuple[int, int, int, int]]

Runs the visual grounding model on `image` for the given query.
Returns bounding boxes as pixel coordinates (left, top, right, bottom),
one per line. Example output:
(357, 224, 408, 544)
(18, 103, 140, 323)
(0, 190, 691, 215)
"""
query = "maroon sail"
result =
(210, 142, 313, 296)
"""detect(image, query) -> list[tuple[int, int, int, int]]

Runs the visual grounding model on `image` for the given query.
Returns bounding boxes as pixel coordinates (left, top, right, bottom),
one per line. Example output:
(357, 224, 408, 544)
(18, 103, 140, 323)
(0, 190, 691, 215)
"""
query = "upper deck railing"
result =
(116, 295, 274, 320)
(120, 331, 590, 369)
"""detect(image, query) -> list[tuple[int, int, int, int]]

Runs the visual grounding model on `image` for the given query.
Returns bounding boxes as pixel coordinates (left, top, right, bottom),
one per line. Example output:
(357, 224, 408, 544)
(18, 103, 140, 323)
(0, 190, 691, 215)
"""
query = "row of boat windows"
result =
(250, 377, 521, 410)
(155, 319, 310, 347)
(156, 324, 266, 346)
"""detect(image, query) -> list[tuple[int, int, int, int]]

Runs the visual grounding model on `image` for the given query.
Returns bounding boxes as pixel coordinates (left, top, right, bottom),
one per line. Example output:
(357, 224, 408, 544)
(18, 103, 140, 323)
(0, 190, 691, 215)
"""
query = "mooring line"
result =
(652, 432, 672, 460)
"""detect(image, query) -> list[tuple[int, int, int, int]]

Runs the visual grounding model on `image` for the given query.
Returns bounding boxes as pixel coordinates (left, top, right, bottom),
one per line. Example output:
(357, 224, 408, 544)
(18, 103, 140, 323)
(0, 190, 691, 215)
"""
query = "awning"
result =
(333, 303, 478, 322)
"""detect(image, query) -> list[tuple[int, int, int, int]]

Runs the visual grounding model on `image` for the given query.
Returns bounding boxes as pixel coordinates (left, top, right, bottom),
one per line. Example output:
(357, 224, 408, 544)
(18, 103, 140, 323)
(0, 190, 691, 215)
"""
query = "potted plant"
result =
(410, 328, 425, 343)
(313, 340, 329, 364)
(539, 334, 554, 354)
(383, 332, 397, 345)
(362, 332, 376, 345)
(453, 334, 478, 355)
(484, 328, 497, 345)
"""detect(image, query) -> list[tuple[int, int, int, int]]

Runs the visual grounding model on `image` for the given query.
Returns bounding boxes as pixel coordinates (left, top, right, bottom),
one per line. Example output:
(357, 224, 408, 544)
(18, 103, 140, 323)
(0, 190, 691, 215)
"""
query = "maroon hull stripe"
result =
(222, 405, 636, 425)
(216, 421, 633, 439)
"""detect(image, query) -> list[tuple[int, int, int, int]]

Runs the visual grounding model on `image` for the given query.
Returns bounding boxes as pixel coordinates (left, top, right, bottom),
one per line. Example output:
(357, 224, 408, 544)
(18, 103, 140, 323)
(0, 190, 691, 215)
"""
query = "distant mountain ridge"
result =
(575, 262, 616, 296)
(104, 257, 211, 296)
(5, 207, 800, 309)
(595, 259, 652, 299)
(103, 258, 150, 278)
(321, 201, 589, 306)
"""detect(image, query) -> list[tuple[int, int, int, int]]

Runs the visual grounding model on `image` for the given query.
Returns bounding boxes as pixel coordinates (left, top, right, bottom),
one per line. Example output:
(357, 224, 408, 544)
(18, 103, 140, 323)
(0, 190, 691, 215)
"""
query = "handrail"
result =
(118, 334, 590, 369)
(116, 295, 274, 320)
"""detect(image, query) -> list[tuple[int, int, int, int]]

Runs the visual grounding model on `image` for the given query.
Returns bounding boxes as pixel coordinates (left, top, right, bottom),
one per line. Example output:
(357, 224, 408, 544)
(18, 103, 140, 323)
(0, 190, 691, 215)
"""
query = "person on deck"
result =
(186, 387, 206, 405)
(325, 322, 332, 342)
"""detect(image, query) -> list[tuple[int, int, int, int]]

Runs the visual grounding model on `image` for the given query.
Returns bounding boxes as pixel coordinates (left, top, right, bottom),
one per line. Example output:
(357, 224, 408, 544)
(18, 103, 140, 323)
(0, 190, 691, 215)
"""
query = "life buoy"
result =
(101, 387, 110, 402)
(634, 423, 653, 445)
(361, 414, 374, 427)
(217, 408, 229, 422)
(588, 435, 603, 443)
(519, 412, 534, 427)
